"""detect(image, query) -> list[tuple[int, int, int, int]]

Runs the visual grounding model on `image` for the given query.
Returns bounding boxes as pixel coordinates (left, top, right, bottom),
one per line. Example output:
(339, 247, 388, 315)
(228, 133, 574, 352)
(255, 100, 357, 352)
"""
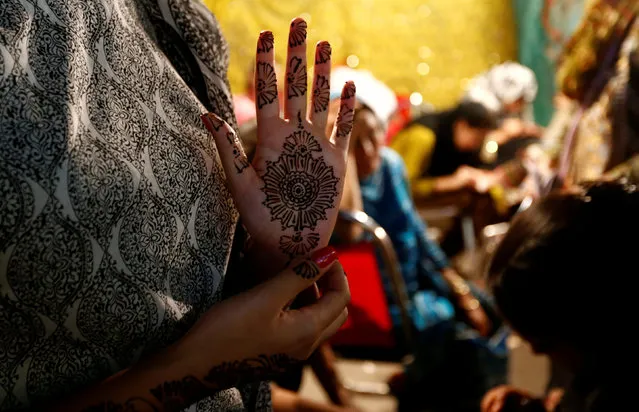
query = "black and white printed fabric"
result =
(0, 0, 270, 410)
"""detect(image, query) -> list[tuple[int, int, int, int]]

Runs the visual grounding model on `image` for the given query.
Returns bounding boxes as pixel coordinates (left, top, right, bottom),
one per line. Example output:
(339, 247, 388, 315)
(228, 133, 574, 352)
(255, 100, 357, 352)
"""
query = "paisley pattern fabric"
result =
(0, 0, 270, 410)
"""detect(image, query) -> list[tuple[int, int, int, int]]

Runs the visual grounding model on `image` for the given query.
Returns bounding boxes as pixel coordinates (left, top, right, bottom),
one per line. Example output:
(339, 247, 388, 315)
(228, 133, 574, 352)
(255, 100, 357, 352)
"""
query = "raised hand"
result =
(202, 17, 356, 267)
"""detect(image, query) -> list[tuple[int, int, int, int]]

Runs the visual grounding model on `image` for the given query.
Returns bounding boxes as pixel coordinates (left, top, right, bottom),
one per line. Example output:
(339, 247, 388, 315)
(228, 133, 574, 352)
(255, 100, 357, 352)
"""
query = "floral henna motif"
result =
(283, 130, 321, 157)
(149, 377, 207, 411)
(315, 42, 331, 65)
(226, 132, 250, 174)
(203, 354, 297, 389)
(257, 31, 274, 53)
(256, 62, 278, 109)
(288, 20, 307, 48)
(203, 112, 224, 131)
(292, 260, 320, 279)
(262, 153, 338, 232)
(335, 104, 354, 138)
(312, 75, 330, 113)
(342, 81, 356, 99)
(286, 56, 307, 99)
(82, 355, 297, 412)
(280, 232, 320, 258)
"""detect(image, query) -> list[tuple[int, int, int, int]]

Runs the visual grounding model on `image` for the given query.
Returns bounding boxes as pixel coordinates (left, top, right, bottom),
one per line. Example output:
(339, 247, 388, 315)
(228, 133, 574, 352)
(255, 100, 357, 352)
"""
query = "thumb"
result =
(265, 246, 339, 307)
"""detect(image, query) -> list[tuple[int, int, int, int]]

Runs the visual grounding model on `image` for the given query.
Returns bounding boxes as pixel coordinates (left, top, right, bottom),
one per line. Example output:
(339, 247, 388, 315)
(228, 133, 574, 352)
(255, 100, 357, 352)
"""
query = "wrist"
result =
(434, 175, 464, 192)
(442, 268, 470, 295)
(458, 294, 480, 311)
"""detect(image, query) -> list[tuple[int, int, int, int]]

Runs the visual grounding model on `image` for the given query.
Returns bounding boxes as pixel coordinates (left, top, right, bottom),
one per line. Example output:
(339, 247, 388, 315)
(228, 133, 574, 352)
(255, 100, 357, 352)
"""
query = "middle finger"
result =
(285, 17, 308, 123)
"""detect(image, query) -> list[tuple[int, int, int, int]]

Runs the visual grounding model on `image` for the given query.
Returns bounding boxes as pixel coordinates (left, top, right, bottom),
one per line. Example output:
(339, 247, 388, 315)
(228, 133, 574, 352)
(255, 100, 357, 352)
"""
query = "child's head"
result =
(487, 180, 639, 372)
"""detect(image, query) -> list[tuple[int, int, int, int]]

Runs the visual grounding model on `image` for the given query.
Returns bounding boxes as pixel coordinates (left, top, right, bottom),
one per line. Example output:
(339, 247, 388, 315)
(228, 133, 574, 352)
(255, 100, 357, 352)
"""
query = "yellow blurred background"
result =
(204, 0, 517, 108)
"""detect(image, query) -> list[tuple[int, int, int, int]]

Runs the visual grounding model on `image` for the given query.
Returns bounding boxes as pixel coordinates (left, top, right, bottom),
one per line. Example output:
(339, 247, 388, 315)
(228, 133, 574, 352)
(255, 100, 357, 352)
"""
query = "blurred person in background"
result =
(389, 100, 500, 201)
(556, 0, 639, 185)
(464, 62, 539, 123)
(331, 68, 508, 412)
(482, 179, 637, 412)
(467, 63, 545, 177)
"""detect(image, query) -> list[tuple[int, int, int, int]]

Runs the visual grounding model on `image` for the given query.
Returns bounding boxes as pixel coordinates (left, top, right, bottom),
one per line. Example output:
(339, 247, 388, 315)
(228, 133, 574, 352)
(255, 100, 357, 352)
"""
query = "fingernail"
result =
(258, 31, 274, 54)
(315, 41, 331, 65)
(311, 246, 338, 268)
(342, 81, 356, 99)
(200, 112, 224, 133)
(200, 113, 211, 129)
(289, 18, 307, 48)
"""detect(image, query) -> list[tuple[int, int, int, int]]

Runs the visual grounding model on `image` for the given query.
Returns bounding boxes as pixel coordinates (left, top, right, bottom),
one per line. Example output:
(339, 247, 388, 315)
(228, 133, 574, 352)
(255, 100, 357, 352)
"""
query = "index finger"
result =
(255, 30, 280, 121)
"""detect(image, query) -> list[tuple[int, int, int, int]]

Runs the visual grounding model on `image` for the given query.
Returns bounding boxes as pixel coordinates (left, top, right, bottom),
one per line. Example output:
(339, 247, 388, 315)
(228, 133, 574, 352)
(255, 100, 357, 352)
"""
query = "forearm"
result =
(335, 154, 364, 243)
(271, 384, 351, 412)
(440, 268, 471, 298)
(309, 344, 349, 406)
(340, 154, 363, 212)
(48, 336, 287, 412)
(49, 343, 207, 412)
(430, 175, 464, 194)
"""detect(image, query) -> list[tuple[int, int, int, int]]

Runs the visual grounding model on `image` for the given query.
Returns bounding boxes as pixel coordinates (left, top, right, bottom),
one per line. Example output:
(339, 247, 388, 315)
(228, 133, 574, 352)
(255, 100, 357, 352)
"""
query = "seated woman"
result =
(389, 100, 500, 201)
(331, 71, 508, 411)
(482, 179, 637, 412)
(465, 62, 544, 168)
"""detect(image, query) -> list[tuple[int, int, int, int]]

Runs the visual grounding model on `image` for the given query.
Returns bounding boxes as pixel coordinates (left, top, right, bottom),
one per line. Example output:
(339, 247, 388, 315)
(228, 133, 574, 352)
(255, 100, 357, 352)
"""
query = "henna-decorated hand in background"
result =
(202, 18, 356, 270)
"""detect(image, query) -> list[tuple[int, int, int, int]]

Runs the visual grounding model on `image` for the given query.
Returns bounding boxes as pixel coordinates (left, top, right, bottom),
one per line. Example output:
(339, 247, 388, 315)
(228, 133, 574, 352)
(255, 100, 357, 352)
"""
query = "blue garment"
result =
(360, 148, 454, 329)
(360, 148, 508, 406)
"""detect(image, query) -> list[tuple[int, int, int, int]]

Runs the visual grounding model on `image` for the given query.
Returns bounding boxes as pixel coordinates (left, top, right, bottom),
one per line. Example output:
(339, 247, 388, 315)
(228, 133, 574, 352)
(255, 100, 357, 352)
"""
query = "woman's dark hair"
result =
(487, 180, 639, 349)
(451, 101, 499, 130)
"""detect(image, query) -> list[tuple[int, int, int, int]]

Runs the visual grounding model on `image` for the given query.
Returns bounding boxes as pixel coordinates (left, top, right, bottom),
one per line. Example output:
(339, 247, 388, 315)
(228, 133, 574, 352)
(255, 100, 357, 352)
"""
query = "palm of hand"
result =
(202, 19, 356, 264)
(251, 116, 347, 260)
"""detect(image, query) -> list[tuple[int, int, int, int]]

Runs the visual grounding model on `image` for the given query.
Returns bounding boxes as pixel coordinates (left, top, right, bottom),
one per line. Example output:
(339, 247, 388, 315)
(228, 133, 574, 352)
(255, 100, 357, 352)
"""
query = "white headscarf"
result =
(330, 66, 397, 128)
(464, 62, 538, 117)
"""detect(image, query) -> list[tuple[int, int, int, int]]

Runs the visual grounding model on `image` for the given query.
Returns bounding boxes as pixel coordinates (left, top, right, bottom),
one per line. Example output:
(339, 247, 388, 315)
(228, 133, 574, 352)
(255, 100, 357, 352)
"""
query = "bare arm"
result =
(335, 154, 364, 243)
(271, 384, 357, 412)
(45, 250, 351, 412)
(431, 174, 469, 194)
(47, 342, 272, 412)
(308, 344, 352, 406)
(415, 168, 475, 197)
